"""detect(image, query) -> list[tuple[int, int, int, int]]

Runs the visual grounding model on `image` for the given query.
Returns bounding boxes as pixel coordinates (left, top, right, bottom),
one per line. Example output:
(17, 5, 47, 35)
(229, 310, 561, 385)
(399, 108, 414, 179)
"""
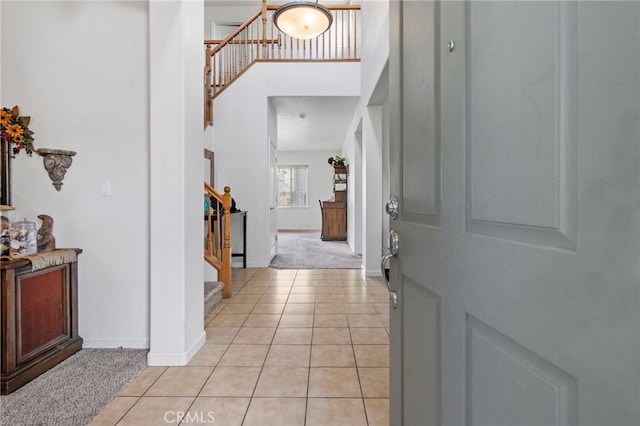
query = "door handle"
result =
(381, 230, 399, 309)
(385, 197, 399, 220)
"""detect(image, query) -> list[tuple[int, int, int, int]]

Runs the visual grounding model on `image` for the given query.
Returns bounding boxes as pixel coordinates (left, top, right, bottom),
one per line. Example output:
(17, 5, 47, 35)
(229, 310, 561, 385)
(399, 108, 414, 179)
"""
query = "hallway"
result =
(91, 268, 390, 425)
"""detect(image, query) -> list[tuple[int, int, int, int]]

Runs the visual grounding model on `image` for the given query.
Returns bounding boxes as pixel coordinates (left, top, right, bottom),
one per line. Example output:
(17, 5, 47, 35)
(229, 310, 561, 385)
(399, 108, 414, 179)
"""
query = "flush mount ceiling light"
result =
(273, 1, 333, 40)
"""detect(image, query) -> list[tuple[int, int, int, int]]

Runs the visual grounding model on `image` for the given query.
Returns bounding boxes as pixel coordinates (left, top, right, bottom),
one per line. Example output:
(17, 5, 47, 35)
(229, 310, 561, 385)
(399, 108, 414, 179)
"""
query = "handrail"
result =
(208, 9, 263, 57)
(204, 2, 361, 126)
(204, 183, 233, 298)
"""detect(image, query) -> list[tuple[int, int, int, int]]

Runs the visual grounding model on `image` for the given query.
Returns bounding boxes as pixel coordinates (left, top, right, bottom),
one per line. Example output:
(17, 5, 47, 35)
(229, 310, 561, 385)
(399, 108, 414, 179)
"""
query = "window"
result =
(277, 165, 308, 208)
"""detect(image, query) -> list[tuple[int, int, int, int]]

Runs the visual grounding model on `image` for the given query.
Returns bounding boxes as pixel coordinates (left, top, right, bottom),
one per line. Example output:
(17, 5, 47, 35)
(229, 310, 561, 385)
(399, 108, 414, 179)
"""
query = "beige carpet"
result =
(0, 349, 147, 425)
(269, 230, 362, 269)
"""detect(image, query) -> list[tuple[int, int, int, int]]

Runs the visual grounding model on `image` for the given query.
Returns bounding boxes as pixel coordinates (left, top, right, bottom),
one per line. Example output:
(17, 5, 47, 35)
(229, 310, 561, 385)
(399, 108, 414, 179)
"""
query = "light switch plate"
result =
(100, 179, 111, 196)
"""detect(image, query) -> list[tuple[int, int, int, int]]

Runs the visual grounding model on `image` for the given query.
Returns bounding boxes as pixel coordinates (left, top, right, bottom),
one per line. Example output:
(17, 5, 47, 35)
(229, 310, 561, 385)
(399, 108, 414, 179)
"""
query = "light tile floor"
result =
(91, 268, 390, 426)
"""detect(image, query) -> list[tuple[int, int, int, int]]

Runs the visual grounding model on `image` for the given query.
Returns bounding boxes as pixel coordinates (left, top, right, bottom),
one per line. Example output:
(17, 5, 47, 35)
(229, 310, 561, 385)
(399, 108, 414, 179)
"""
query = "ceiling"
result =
(271, 96, 360, 152)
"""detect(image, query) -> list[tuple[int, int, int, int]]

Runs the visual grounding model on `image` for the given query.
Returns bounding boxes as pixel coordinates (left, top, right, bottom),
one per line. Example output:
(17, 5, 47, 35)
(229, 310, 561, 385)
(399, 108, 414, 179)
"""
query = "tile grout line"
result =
(199, 268, 387, 425)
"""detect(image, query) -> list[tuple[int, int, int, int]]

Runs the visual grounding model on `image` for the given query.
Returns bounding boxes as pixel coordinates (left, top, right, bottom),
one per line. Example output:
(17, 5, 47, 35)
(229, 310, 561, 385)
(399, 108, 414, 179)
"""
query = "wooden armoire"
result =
(320, 165, 348, 241)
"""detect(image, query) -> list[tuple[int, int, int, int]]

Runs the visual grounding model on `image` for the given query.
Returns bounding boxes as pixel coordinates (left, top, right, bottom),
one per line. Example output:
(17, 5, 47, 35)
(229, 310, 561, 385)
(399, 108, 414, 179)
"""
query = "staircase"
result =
(204, 183, 233, 298)
(204, 1, 361, 126)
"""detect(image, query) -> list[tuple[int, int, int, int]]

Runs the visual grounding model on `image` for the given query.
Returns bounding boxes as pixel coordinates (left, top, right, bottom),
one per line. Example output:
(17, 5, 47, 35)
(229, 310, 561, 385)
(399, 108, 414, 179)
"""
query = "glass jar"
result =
(10, 217, 37, 257)
(0, 205, 15, 257)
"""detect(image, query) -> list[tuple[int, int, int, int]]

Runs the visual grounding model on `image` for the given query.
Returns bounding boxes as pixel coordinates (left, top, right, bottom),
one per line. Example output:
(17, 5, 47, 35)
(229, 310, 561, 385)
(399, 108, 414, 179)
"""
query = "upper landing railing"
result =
(204, 3, 361, 126)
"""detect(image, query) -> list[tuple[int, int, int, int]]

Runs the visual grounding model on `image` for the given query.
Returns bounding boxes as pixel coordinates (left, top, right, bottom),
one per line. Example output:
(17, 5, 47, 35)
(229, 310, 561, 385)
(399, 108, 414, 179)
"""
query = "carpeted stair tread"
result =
(205, 281, 223, 317)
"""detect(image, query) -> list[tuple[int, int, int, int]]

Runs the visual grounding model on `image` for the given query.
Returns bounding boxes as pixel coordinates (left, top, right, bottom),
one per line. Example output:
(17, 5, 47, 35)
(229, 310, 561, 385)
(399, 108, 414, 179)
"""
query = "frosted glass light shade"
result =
(273, 1, 333, 39)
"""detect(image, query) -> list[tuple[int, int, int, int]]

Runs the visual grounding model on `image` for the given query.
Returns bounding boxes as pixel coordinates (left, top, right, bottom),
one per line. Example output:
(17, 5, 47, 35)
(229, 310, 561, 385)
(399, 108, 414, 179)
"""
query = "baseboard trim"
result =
(82, 338, 149, 349)
(362, 266, 382, 277)
(245, 262, 272, 268)
(147, 331, 206, 366)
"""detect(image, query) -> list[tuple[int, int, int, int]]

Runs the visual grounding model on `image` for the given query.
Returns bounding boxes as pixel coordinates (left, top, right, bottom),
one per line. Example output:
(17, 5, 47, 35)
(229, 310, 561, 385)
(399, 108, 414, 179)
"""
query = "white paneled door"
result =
(388, 1, 639, 425)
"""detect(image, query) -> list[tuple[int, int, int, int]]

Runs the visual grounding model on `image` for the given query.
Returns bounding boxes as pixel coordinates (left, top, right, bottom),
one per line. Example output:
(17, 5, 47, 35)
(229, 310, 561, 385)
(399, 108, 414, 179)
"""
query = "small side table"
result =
(205, 212, 247, 268)
(231, 211, 247, 269)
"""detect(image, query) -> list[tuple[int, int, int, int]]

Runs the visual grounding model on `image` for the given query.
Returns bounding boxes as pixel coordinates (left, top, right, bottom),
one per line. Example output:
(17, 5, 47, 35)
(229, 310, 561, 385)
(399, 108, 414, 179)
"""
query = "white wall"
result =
(342, 104, 383, 276)
(2, 1, 206, 365)
(204, 3, 260, 39)
(360, 0, 389, 102)
(212, 62, 360, 267)
(361, 106, 384, 276)
(344, 126, 363, 255)
(381, 98, 391, 248)
(277, 150, 335, 230)
(347, 0, 388, 275)
(1, 1, 150, 348)
(148, 0, 206, 365)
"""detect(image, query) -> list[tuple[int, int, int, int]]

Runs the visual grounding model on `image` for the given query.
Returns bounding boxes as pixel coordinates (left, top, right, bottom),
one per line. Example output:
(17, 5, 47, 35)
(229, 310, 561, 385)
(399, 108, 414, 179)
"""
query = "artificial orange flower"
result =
(6, 124, 24, 139)
(0, 110, 10, 126)
(1, 106, 35, 155)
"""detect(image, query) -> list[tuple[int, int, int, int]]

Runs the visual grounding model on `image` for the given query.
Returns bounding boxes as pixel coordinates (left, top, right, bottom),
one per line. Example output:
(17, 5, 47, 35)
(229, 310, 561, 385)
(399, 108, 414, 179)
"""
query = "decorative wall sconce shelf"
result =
(36, 148, 76, 191)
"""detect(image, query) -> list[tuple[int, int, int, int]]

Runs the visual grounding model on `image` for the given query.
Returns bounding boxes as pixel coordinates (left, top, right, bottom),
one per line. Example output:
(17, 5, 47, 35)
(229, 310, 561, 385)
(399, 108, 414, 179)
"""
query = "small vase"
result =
(0, 205, 15, 256)
(10, 217, 37, 257)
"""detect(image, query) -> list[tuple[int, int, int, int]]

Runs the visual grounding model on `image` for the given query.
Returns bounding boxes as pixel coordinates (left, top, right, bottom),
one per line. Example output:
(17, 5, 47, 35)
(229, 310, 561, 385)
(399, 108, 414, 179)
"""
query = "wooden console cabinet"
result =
(320, 165, 348, 241)
(1, 249, 83, 395)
